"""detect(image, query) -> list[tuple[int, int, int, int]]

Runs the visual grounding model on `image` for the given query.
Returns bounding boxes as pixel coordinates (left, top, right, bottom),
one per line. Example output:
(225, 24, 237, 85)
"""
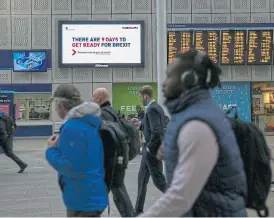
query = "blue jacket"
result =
(46, 102, 108, 212)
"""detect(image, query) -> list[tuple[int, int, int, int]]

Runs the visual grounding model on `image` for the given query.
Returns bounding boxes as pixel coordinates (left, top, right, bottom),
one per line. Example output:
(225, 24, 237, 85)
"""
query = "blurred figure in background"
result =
(136, 105, 145, 121)
(0, 112, 27, 173)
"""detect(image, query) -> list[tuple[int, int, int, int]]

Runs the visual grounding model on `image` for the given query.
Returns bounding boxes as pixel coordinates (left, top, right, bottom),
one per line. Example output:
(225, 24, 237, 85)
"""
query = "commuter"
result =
(0, 112, 27, 173)
(139, 49, 247, 217)
(133, 85, 167, 216)
(45, 84, 108, 217)
(92, 88, 134, 217)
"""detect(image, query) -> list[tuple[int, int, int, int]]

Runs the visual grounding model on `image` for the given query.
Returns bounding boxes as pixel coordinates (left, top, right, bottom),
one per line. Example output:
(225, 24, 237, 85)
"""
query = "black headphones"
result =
(180, 51, 206, 89)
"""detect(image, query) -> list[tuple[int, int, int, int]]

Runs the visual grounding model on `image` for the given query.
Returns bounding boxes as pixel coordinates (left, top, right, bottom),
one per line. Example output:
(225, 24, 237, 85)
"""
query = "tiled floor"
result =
(0, 138, 273, 217)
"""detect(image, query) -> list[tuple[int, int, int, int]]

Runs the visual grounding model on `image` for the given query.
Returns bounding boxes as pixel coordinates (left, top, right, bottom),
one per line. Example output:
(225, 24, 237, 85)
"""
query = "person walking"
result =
(139, 49, 247, 217)
(46, 84, 108, 217)
(133, 85, 167, 216)
(92, 88, 134, 217)
(0, 112, 27, 173)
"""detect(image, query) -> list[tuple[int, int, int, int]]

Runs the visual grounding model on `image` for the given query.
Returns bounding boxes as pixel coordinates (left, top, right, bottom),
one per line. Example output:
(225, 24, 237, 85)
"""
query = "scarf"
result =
(165, 87, 211, 115)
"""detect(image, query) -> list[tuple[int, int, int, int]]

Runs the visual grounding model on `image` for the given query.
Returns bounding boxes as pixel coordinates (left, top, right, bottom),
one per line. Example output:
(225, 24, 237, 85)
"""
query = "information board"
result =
(167, 23, 274, 66)
(58, 20, 145, 68)
(247, 30, 273, 65)
(194, 30, 220, 64)
(167, 31, 193, 64)
(221, 30, 247, 65)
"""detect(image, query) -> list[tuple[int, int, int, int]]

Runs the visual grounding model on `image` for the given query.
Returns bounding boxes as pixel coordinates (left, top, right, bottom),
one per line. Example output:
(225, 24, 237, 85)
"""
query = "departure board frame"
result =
(167, 23, 274, 66)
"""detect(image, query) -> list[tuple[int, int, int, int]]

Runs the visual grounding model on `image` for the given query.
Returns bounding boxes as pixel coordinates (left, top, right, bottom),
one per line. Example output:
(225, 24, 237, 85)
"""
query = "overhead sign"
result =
(58, 21, 145, 68)
(167, 23, 274, 65)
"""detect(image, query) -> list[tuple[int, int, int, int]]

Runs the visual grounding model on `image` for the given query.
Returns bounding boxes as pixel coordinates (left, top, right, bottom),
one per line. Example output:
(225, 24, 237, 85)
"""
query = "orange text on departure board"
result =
(195, 30, 219, 63)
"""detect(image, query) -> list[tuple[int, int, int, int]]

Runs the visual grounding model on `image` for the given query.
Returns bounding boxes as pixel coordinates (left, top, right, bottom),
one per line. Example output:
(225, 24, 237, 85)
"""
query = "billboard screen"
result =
(13, 51, 47, 72)
(58, 21, 145, 68)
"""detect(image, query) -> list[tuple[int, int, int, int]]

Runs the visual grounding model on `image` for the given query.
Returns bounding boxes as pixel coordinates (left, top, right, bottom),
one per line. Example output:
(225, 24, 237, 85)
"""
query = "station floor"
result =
(0, 138, 273, 217)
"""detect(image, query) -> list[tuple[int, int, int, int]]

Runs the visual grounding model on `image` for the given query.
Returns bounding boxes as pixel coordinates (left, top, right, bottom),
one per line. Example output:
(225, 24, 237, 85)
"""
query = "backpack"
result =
(0, 112, 17, 136)
(103, 107, 140, 161)
(83, 119, 129, 189)
(82, 118, 129, 216)
(225, 107, 272, 217)
(100, 120, 129, 169)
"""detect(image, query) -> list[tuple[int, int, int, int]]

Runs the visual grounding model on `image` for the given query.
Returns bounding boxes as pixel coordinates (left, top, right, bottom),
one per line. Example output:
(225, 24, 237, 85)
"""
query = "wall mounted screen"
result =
(13, 51, 47, 72)
(58, 21, 145, 68)
(167, 23, 274, 65)
(247, 30, 273, 65)
(221, 30, 247, 65)
(194, 30, 220, 64)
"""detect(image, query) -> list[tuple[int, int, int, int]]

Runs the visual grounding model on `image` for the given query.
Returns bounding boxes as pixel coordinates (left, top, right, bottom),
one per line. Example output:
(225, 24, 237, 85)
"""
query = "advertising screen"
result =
(13, 51, 47, 72)
(211, 82, 251, 122)
(112, 83, 157, 117)
(58, 21, 144, 68)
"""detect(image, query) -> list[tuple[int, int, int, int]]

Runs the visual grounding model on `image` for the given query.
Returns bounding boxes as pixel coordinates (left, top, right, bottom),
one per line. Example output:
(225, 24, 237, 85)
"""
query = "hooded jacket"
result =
(45, 102, 108, 212)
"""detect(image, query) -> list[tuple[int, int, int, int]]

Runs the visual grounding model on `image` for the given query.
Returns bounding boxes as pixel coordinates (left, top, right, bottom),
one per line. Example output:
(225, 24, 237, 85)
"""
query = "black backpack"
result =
(100, 120, 129, 168)
(104, 108, 140, 161)
(83, 119, 129, 190)
(0, 113, 17, 136)
(225, 107, 272, 217)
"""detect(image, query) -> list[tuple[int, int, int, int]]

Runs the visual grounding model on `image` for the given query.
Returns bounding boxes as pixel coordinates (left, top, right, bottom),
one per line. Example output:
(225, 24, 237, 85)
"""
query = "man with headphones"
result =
(139, 49, 247, 217)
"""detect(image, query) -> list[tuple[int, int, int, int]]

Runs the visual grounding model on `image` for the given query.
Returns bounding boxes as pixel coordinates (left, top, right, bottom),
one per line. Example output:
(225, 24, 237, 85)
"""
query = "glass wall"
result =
(252, 82, 274, 135)
(14, 93, 51, 123)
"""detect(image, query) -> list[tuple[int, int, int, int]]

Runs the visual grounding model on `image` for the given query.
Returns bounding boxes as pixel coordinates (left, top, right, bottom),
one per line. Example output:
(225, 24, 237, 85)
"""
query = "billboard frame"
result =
(58, 20, 145, 68)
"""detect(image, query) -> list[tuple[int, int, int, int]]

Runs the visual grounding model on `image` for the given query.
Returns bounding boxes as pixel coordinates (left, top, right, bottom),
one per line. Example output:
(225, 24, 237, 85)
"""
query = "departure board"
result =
(220, 30, 247, 65)
(167, 31, 193, 64)
(194, 30, 220, 63)
(247, 30, 273, 65)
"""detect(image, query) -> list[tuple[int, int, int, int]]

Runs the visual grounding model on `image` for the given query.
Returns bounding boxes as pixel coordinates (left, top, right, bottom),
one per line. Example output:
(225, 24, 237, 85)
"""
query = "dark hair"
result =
(175, 49, 222, 89)
(138, 85, 153, 97)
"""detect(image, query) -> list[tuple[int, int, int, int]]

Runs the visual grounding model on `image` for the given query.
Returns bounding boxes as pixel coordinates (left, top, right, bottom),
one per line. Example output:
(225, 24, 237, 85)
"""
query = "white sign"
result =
(59, 22, 143, 68)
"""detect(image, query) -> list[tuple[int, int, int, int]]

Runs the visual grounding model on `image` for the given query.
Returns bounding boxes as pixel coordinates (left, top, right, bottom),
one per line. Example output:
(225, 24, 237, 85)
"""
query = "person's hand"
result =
(47, 135, 59, 148)
(131, 118, 141, 128)
(156, 144, 164, 160)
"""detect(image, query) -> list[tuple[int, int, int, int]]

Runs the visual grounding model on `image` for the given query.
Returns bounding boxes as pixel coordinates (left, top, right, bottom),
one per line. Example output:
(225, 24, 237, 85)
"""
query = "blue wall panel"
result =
(0, 84, 52, 92)
(14, 125, 52, 137)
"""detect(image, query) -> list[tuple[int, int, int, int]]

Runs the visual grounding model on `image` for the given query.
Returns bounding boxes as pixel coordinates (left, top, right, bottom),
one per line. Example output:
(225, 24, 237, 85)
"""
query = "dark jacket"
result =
(140, 101, 165, 155)
(164, 90, 247, 217)
(0, 113, 11, 148)
(100, 101, 125, 190)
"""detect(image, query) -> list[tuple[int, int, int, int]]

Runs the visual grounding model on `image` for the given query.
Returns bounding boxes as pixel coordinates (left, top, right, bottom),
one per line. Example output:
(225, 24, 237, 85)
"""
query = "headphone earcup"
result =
(184, 74, 196, 88)
(181, 71, 198, 88)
